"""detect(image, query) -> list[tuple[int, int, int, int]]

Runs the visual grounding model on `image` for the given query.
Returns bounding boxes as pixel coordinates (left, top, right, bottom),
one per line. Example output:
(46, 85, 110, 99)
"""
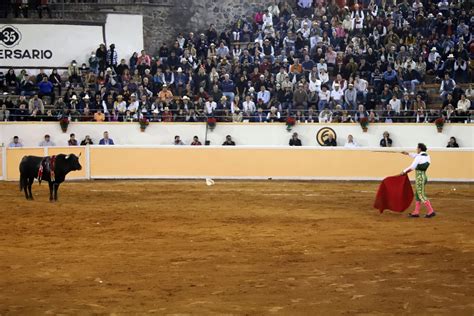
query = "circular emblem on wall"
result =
(316, 127, 337, 146)
(0, 25, 22, 48)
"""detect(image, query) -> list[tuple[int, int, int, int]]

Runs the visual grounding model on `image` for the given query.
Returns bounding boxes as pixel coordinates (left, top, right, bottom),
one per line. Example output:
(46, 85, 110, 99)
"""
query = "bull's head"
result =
(66, 154, 82, 171)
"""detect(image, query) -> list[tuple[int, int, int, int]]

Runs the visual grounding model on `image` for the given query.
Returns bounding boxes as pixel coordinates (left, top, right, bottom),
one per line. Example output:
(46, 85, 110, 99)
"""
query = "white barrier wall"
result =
(0, 122, 473, 148)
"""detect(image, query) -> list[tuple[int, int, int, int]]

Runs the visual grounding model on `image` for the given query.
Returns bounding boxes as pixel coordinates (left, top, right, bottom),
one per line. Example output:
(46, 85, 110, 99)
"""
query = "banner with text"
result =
(0, 23, 104, 68)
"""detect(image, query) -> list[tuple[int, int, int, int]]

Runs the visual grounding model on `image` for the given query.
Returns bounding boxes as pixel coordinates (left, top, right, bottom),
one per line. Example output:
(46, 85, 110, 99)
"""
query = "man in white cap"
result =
(175, 66, 187, 94)
(330, 83, 344, 106)
(182, 95, 191, 111)
(427, 47, 440, 65)
(127, 93, 139, 116)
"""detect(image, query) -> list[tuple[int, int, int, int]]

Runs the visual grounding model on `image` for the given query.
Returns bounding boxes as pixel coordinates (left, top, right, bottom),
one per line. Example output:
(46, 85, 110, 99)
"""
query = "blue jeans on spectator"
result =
(222, 92, 235, 104)
(356, 91, 366, 103)
(403, 80, 420, 94)
(318, 100, 328, 111)
(345, 101, 357, 111)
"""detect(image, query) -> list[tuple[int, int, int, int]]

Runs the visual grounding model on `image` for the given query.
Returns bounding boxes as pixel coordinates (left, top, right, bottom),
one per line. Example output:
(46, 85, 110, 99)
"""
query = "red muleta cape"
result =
(374, 174, 414, 213)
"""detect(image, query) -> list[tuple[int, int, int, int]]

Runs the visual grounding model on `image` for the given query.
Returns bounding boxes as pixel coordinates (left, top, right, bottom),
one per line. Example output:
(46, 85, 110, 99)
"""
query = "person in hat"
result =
(113, 95, 127, 120)
(330, 83, 344, 106)
(80, 94, 92, 113)
(427, 47, 440, 66)
(182, 95, 192, 111)
(158, 84, 174, 103)
(174, 66, 187, 95)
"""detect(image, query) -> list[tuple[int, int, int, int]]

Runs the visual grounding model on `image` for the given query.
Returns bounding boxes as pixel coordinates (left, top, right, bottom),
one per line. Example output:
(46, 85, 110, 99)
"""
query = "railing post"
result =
(1, 145, 6, 181)
(85, 145, 91, 180)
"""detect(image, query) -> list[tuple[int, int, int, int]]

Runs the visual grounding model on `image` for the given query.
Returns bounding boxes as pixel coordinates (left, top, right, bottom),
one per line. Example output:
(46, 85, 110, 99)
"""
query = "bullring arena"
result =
(1, 129, 473, 314)
(1, 0, 474, 314)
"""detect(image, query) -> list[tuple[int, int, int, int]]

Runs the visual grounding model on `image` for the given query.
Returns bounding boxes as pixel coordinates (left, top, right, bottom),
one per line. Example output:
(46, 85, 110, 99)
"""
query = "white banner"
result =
(0, 23, 104, 68)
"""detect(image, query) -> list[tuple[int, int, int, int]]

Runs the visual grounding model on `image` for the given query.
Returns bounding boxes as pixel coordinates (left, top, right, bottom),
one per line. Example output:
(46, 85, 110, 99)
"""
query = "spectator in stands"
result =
(289, 132, 302, 146)
(0, 100, 9, 121)
(344, 135, 358, 148)
(323, 134, 337, 147)
(28, 93, 44, 116)
(80, 135, 93, 146)
(191, 136, 202, 146)
(173, 135, 184, 145)
(137, 50, 151, 74)
(99, 131, 114, 145)
(68, 133, 78, 146)
(9, 136, 23, 148)
(456, 94, 470, 122)
(14, 0, 28, 18)
(447, 137, 459, 148)
(382, 65, 398, 87)
(38, 76, 55, 105)
(380, 131, 393, 148)
(222, 135, 235, 146)
(68, 60, 81, 88)
(49, 68, 62, 98)
(5, 69, 18, 93)
(440, 73, 456, 100)
(36, 0, 52, 18)
(106, 44, 118, 71)
(39, 134, 55, 147)
(344, 83, 357, 110)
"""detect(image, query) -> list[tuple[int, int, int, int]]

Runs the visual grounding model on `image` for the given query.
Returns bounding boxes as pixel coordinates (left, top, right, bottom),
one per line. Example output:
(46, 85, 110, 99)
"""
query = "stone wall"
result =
(57, 0, 273, 55)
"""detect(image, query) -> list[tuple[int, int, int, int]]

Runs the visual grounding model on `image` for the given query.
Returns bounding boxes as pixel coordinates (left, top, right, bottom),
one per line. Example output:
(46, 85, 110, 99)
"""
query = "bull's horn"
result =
(66, 155, 70, 159)
(78, 152, 82, 157)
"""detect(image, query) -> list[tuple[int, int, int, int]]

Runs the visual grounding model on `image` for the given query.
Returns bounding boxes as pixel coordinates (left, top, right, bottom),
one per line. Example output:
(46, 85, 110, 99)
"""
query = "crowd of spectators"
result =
(7, 132, 241, 147)
(0, 0, 473, 125)
(0, 0, 53, 19)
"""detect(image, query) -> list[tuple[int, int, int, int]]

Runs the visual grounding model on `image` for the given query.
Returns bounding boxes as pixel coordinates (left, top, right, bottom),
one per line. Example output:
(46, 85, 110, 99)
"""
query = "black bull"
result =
(19, 154, 82, 201)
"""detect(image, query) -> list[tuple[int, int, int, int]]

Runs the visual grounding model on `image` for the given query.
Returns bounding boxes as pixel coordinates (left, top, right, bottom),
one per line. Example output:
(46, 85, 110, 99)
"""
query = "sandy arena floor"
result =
(0, 180, 473, 315)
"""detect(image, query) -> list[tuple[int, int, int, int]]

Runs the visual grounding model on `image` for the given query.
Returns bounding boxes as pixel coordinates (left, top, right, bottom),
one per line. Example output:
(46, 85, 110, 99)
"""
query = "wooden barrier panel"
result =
(89, 146, 474, 182)
(5, 147, 87, 181)
(3, 146, 473, 182)
(47, 147, 88, 180)
(6, 148, 45, 181)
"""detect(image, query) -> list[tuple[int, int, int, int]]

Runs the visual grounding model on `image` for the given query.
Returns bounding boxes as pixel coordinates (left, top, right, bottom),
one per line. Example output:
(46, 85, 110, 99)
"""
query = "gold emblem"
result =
(316, 127, 337, 146)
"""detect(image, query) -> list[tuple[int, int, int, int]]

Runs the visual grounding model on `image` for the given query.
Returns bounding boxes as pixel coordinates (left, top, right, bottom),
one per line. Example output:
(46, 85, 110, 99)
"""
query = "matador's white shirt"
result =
(404, 152, 431, 173)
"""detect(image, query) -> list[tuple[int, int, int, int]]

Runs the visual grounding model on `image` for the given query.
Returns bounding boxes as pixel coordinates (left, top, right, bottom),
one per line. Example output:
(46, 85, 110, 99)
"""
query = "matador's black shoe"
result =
(408, 213, 420, 218)
(425, 212, 436, 218)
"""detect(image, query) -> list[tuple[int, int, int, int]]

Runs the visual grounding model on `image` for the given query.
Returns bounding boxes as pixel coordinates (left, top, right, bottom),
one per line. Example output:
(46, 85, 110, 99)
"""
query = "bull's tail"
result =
(19, 156, 28, 192)
(19, 174, 26, 192)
